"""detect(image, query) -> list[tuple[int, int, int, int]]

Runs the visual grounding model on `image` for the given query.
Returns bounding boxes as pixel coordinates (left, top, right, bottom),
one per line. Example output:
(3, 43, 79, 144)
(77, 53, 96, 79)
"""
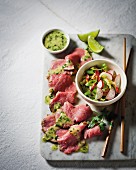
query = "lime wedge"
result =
(88, 36, 104, 53)
(77, 29, 100, 42)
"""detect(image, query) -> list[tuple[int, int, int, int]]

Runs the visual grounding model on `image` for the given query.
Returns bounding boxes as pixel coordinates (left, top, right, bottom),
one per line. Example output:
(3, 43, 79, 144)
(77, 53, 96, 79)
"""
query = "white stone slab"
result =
(40, 34, 136, 161)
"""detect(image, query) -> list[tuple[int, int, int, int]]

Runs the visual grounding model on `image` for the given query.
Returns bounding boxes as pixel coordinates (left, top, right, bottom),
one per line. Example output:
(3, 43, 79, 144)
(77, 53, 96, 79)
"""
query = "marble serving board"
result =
(40, 34, 136, 161)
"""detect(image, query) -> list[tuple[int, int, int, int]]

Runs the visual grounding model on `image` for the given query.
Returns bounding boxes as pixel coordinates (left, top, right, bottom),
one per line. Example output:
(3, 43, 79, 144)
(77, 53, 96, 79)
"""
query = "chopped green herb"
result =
(88, 114, 105, 130)
(56, 112, 72, 127)
(42, 125, 59, 141)
(45, 95, 51, 104)
(99, 122, 106, 131)
(79, 142, 89, 153)
(69, 126, 80, 138)
(51, 144, 58, 151)
(53, 102, 61, 111)
(48, 66, 64, 75)
(101, 63, 108, 71)
(42, 136, 47, 142)
(62, 60, 73, 68)
(44, 30, 67, 51)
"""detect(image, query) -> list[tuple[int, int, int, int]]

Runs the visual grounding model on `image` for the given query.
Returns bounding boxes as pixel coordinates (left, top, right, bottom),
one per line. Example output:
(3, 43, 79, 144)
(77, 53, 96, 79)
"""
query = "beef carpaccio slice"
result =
(84, 125, 103, 139)
(62, 101, 92, 123)
(57, 122, 87, 154)
(41, 114, 56, 133)
(48, 73, 77, 93)
(49, 92, 76, 112)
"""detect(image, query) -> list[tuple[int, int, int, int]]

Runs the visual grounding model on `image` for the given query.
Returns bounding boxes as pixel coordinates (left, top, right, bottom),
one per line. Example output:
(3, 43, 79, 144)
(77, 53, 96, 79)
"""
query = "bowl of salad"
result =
(75, 59, 127, 106)
(42, 28, 70, 54)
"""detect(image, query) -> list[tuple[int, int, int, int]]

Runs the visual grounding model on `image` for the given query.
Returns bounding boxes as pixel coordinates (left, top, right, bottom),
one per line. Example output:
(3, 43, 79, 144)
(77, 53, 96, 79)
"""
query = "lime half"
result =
(77, 29, 100, 42)
(88, 36, 104, 53)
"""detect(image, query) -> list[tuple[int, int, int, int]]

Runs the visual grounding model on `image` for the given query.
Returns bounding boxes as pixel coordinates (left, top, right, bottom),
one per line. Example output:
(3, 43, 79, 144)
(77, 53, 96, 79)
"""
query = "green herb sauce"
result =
(53, 102, 61, 112)
(51, 144, 58, 151)
(42, 125, 59, 142)
(44, 30, 67, 51)
(56, 112, 72, 127)
(78, 140, 89, 153)
(48, 66, 64, 76)
(48, 60, 73, 76)
(69, 126, 80, 139)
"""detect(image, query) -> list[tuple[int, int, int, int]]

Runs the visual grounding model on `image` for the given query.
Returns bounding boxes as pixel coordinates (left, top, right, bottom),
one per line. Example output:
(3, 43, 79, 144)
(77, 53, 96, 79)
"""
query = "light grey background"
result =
(0, 0, 136, 170)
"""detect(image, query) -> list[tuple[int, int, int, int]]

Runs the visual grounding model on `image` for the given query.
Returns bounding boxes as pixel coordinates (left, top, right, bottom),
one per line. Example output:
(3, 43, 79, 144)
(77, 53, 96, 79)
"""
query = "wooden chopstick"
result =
(101, 120, 113, 157)
(120, 37, 127, 153)
(101, 102, 119, 157)
(123, 38, 127, 72)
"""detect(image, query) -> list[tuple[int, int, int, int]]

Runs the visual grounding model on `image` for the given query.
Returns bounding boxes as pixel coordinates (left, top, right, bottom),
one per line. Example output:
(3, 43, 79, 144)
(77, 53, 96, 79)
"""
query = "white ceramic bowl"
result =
(42, 28, 70, 54)
(75, 59, 127, 106)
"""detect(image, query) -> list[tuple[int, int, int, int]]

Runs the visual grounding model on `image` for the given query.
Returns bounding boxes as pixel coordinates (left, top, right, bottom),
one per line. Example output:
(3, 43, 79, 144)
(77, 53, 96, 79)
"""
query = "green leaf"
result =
(84, 90, 91, 97)
(99, 122, 106, 131)
(85, 79, 97, 86)
(88, 122, 96, 128)
(86, 69, 94, 75)
(101, 63, 108, 71)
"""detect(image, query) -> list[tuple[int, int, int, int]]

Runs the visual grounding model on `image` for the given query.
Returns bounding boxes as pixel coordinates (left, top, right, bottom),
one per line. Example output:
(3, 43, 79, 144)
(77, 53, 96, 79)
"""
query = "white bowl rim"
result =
(42, 28, 70, 54)
(75, 59, 127, 106)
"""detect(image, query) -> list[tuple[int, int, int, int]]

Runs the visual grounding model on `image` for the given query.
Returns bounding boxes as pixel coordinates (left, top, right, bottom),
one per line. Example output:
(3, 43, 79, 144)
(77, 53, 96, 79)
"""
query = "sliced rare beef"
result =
(56, 129, 68, 138)
(49, 92, 76, 112)
(41, 114, 56, 133)
(65, 48, 85, 66)
(50, 59, 66, 69)
(50, 48, 92, 71)
(63, 145, 80, 154)
(62, 101, 92, 123)
(48, 73, 77, 93)
(57, 122, 87, 154)
(42, 47, 95, 154)
(51, 59, 74, 71)
(84, 125, 103, 139)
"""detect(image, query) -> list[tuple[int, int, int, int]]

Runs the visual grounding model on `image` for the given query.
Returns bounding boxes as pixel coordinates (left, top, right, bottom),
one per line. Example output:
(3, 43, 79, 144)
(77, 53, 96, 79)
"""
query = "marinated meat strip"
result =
(56, 129, 68, 138)
(48, 73, 77, 93)
(65, 48, 85, 66)
(50, 59, 66, 69)
(62, 101, 92, 123)
(41, 114, 56, 133)
(63, 145, 80, 154)
(49, 92, 76, 112)
(57, 122, 87, 154)
(84, 125, 103, 139)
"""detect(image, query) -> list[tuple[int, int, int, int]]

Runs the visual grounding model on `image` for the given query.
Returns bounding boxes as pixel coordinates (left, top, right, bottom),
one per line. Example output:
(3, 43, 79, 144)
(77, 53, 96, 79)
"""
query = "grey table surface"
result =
(0, 0, 136, 170)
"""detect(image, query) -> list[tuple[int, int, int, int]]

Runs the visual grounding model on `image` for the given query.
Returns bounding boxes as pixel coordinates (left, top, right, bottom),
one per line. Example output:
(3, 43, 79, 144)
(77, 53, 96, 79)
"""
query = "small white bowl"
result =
(75, 59, 127, 106)
(42, 28, 70, 54)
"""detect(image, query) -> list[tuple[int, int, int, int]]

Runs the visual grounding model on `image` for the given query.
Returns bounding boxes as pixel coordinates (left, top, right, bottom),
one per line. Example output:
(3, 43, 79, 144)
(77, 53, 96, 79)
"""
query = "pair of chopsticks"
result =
(101, 38, 127, 157)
